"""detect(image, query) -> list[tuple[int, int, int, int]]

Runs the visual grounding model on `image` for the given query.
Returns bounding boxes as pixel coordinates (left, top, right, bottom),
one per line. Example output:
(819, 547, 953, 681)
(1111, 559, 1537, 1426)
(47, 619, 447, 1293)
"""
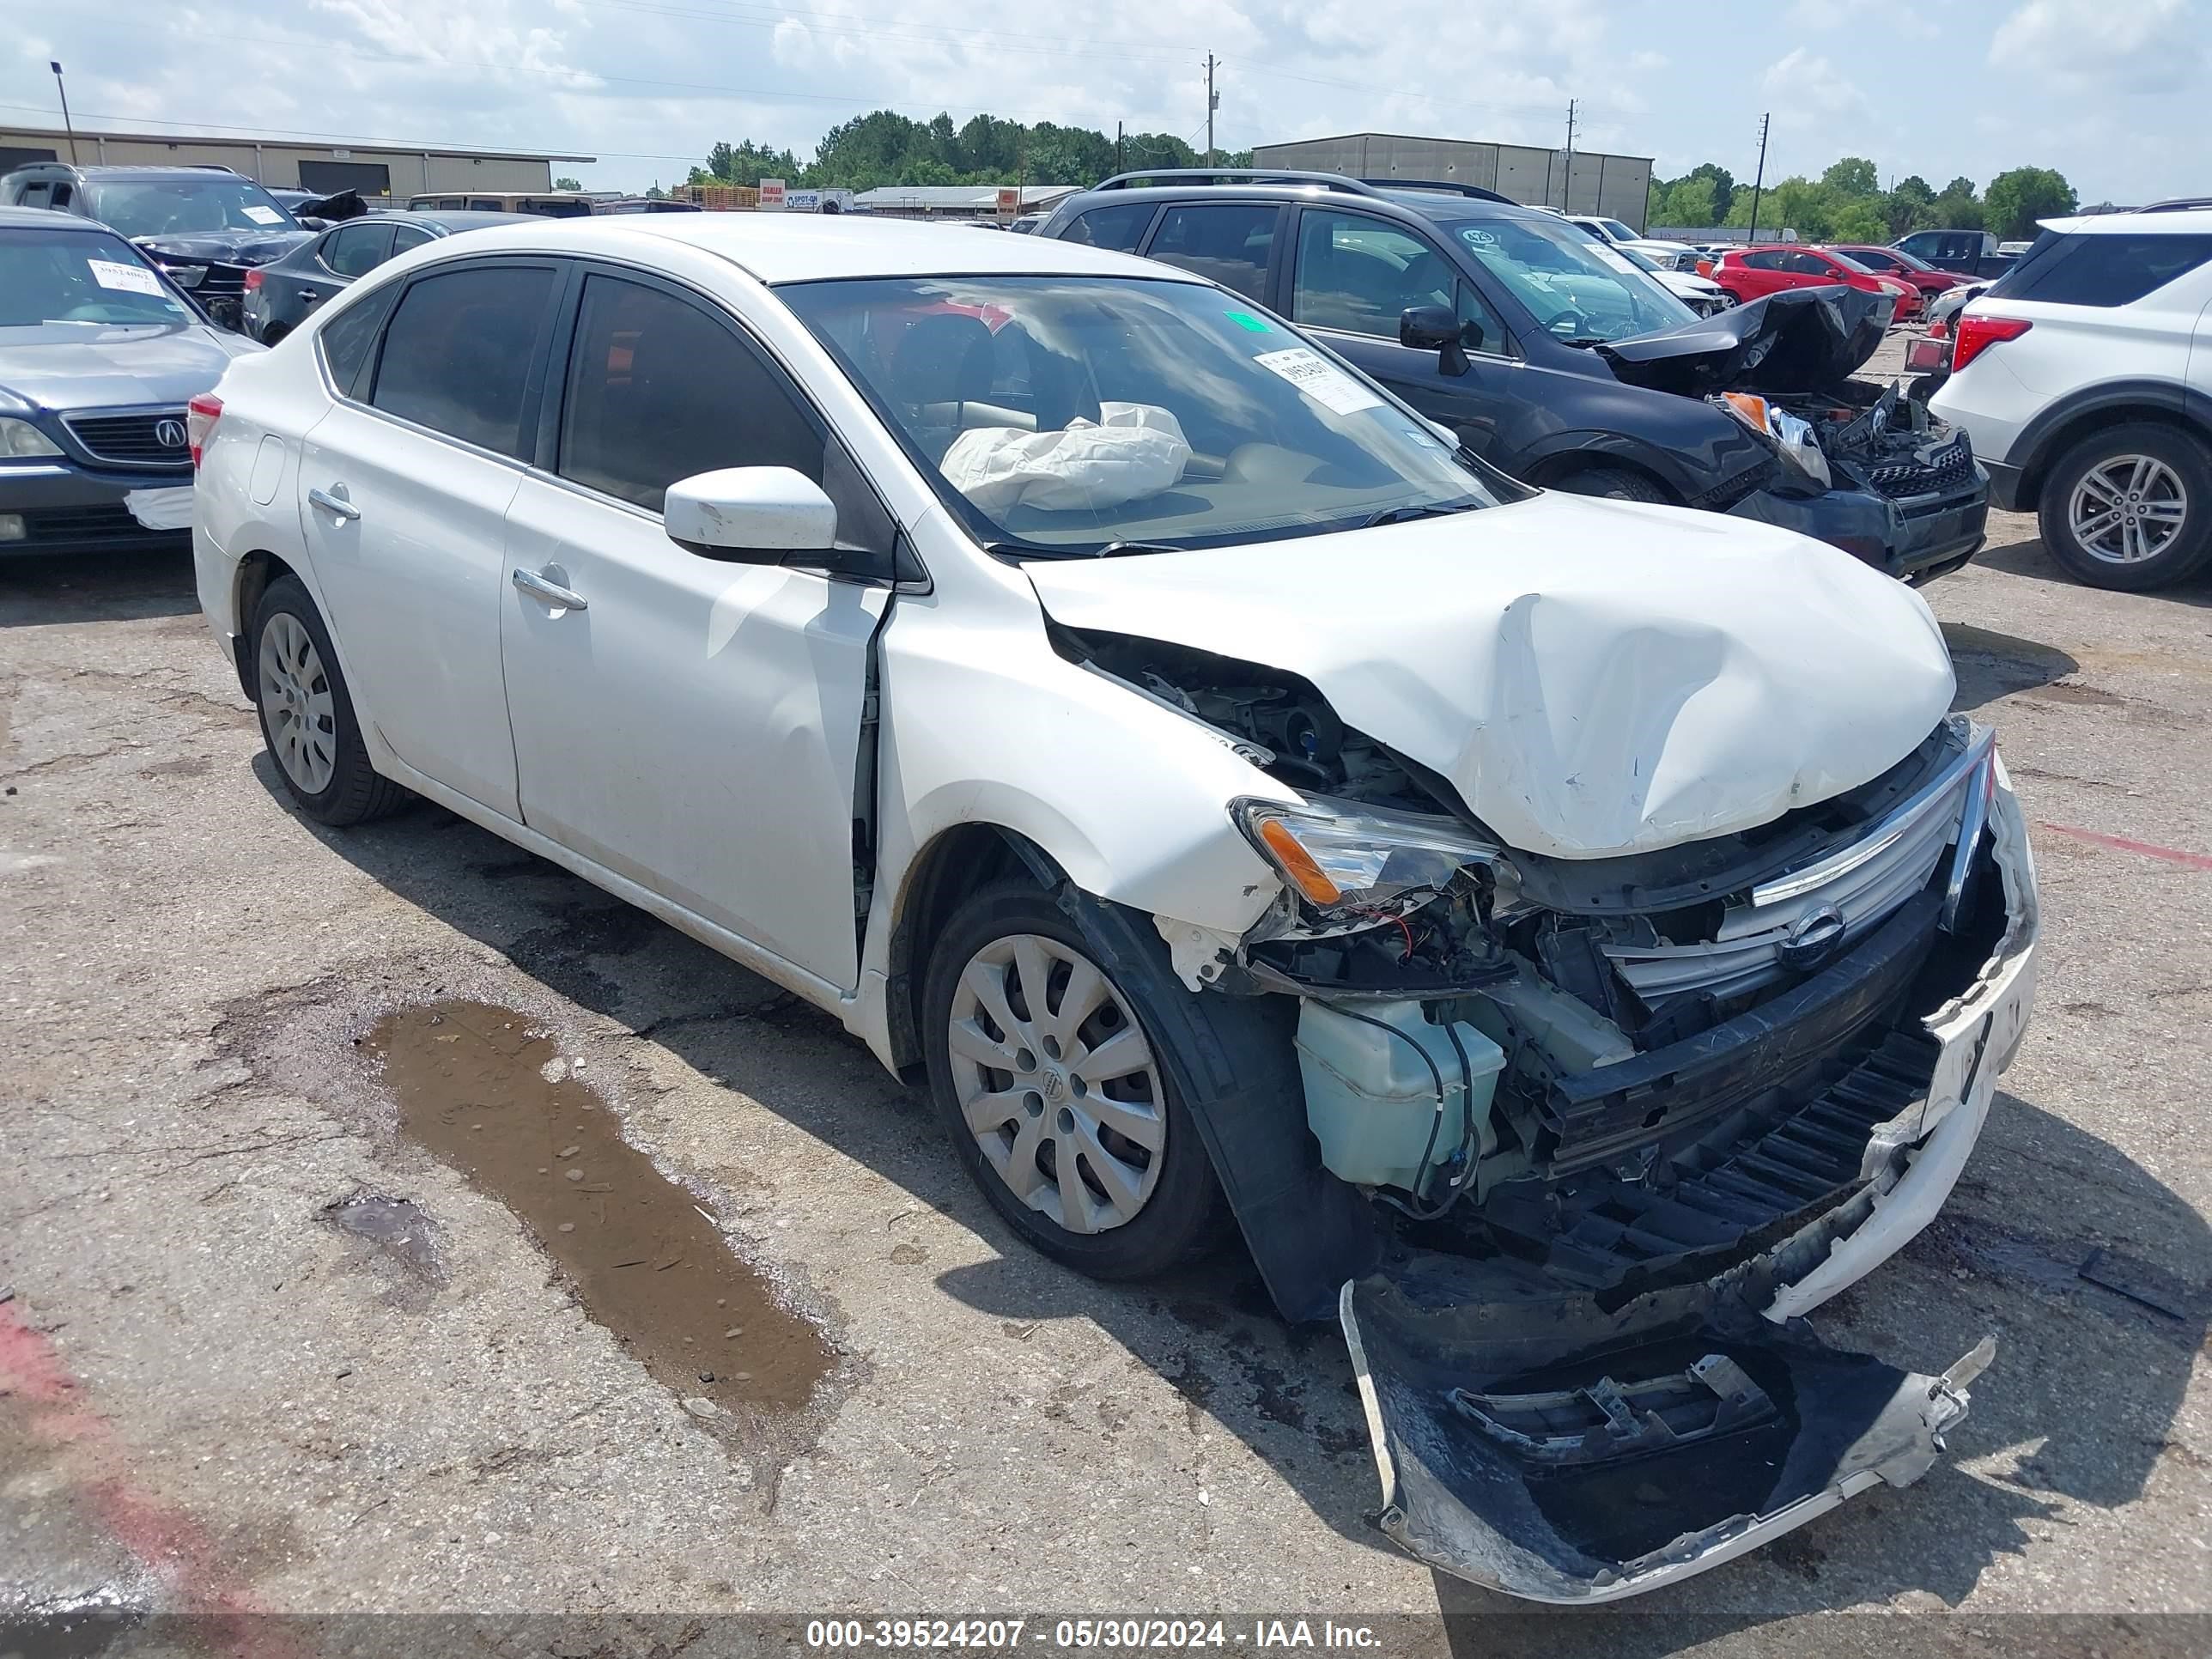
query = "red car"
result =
(1713, 246, 1923, 320)
(1826, 243, 1978, 300)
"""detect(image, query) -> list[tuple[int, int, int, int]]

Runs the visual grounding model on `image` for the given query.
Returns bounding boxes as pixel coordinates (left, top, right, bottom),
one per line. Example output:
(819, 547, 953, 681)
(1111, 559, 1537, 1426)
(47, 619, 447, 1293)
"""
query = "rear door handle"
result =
(300, 288, 322, 305)
(307, 485, 360, 523)
(512, 564, 588, 611)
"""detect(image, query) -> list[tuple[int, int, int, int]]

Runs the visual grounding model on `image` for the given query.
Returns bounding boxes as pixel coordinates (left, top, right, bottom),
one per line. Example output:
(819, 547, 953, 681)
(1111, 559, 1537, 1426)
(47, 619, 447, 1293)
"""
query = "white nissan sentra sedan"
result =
(190, 215, 2038, 1601)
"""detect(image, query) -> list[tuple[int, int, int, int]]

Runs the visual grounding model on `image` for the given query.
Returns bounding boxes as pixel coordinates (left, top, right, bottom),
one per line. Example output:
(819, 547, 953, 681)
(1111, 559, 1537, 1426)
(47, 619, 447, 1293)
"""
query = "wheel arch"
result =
(1522, 446, 1682, 502)
(230, 550, 303, 700)
(2014, 381, 2207, 508)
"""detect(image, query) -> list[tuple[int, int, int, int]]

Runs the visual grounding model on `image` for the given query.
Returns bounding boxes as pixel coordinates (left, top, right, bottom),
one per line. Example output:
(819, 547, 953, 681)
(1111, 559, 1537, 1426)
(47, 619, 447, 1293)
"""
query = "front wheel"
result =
(921, 881, 1223, 1279)
(1552, 465, 1672, 504)
(2037, 422, 2212, 592)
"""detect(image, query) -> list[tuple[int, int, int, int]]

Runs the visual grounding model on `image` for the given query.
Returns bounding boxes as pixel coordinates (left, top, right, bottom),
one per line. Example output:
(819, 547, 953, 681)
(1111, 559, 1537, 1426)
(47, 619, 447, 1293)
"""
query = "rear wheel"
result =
(1552, 465, 1672, 504)
(2037, 422, 2212, 592)
(250, 574, 409, 824)
(921, 881, 1222, 1279)
(258, 321, 289, 346)
(1718, 289, 1744, 306)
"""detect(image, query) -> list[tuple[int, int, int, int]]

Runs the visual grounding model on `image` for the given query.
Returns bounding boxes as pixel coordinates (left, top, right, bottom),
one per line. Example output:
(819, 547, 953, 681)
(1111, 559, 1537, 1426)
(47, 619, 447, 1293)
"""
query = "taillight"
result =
(243, 267, 264, 291)
(185, 393, 223, 469)
(1951, 314, 2032, 374)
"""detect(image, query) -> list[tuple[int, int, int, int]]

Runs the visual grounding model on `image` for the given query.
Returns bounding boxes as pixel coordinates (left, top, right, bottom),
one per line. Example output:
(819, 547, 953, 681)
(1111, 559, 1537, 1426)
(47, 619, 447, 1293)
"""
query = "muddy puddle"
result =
(363, 1000, 833, 1414)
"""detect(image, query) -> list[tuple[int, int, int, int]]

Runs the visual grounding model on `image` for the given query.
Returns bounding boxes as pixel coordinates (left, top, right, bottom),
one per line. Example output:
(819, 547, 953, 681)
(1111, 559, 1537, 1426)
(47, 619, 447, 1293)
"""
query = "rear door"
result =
(296, 257, 565, 817)
(1284, 205, 1520, 457)
(1136, 200, 1284, 303)
(498, 267, 891, 988)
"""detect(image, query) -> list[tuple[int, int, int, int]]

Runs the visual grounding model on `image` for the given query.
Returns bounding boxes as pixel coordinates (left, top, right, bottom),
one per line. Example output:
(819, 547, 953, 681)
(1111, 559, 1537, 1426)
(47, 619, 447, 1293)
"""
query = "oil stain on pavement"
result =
(364, 1000, 835, 1417)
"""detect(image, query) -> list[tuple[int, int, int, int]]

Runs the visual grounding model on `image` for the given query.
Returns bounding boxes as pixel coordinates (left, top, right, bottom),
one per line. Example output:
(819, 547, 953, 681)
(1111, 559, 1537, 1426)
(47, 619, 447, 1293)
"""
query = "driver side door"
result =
(1284, 207, 1518, 458)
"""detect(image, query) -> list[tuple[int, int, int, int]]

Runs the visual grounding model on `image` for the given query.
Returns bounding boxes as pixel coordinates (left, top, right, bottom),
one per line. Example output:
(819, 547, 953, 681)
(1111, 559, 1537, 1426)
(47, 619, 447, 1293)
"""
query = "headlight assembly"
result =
(0, 417, 62, 459)
(1232, 797, 1504, 913)
(1716, 391, 1832, 493)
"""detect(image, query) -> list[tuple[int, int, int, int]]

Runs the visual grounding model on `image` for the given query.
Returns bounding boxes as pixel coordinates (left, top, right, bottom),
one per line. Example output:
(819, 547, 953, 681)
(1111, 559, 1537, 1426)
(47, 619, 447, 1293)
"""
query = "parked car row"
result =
(186, 206, 2037, 1604)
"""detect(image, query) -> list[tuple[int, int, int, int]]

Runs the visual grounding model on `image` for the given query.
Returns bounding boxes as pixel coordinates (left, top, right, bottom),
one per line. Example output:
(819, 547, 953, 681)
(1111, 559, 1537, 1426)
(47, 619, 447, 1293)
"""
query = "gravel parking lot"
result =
(3, 332, 2209, 1654)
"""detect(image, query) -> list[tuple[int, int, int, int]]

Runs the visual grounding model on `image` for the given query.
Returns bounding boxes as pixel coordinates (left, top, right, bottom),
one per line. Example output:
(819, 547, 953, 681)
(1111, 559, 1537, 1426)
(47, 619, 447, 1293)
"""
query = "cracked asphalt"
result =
(2, 341, 2208, 1655)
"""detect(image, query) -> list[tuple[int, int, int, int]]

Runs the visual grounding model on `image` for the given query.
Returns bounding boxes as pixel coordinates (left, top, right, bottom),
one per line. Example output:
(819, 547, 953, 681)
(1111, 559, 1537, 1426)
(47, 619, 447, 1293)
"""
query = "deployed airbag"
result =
(942, 401, 1190, 515)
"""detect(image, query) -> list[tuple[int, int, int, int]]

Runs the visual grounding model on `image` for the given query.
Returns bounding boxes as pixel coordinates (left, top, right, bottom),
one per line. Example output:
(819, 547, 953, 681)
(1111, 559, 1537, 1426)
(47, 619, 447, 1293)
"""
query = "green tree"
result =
(1927, 176, 1984, 231)
(1659, 175, 1717, 228)
(1685, 161, 1735, 221)
(1820, 156, 1880, 198)
(553, 174, 582, 191)
(1828, 198, 1888, 241)
(1881, 174, 1935, 236)
(1984, 167, 2076, 239)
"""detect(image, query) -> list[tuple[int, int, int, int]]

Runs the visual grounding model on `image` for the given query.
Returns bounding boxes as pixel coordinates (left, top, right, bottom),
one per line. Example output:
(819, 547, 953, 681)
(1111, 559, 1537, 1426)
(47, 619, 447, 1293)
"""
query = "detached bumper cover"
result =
(1728, 470, 1990, 583)
(1338, 770, 2039, 1601)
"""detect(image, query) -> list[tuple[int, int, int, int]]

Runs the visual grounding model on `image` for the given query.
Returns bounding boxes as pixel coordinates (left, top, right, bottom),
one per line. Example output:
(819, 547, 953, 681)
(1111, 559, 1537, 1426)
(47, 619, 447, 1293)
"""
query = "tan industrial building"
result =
(0, 125, 590, 200)
(1253, 131, 1654, 230)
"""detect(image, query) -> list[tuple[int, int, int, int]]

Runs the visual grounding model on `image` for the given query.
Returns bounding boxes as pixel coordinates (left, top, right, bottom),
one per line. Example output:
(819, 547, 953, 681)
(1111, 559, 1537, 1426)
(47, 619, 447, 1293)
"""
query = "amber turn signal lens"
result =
(1255, 817, 1344, 906)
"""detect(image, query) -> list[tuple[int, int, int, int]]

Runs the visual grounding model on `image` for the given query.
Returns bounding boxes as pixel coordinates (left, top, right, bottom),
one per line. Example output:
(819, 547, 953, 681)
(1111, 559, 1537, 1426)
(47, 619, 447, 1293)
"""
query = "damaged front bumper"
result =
(1728, 469, 1989, 586)
(1334, 763, 2039, 1601)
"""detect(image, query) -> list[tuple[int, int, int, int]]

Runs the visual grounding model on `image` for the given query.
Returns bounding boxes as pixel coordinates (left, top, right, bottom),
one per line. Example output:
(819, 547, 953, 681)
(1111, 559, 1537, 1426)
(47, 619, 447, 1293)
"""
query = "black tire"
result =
(258, 321, 289, 347)
(1553, 465, 1673, 504)
(1718, 288, 1744, 306)
(248, 574, 409, 825)
(2037, 422, 2212, 592)
(921, 879, 1224, 1280)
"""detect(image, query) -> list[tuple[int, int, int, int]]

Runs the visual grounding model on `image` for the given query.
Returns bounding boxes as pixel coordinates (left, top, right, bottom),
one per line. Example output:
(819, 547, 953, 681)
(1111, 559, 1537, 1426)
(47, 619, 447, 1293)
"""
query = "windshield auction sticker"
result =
(1253, 347, 1382, 416)
(88, 258, 165, 295)
(242, 204, 285, 225)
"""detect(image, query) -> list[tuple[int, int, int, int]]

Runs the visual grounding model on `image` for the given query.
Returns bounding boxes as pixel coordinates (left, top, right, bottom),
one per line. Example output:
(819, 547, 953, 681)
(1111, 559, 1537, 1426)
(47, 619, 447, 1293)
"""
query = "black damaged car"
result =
(0, 163, 313, 335)
(1037, 171, 1989, 584)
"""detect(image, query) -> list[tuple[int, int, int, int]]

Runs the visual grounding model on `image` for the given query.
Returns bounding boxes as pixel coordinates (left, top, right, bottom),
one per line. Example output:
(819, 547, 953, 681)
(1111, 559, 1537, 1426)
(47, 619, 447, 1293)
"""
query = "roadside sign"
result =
(996, 186, 1019, 219)
(759, 178, 787, 210)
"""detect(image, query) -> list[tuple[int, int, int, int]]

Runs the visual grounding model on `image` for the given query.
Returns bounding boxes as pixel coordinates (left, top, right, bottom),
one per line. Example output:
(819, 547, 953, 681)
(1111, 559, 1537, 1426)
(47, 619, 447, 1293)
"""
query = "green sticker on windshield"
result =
(1225, 309, 1273, 332)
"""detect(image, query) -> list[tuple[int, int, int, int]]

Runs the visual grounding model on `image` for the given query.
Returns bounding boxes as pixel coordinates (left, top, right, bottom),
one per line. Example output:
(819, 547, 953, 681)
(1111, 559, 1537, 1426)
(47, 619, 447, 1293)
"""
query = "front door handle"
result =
(512, 564, 588, 612)
(300, 288, 322, 305)
(307, 485, 360, 523)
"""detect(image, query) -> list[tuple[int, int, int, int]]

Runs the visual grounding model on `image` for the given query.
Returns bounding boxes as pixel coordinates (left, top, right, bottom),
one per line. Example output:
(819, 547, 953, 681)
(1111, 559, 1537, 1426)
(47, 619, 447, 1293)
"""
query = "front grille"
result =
(62, 409, 191, 468)
(1602, 728, 1985, 1004)
(1865, 433, 1977, 499)
(21, 504, 168, 543)
(193, 263, 247, 304)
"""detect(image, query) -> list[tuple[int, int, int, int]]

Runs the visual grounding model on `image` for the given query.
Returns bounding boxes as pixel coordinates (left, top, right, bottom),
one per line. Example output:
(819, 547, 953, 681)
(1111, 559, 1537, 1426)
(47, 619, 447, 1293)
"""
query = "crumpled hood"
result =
(1595, 286, 1892, 397)
(133, 229, 311, 267)
(0, 323, 258, 413)
(1024, 493, 1955, 860)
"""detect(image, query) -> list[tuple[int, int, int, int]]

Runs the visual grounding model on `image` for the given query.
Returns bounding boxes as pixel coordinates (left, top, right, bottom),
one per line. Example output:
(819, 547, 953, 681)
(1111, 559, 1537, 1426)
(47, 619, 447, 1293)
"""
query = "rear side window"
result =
(1061, 203, 1154, 252)
(323, 222, 393, 277)
(370, 264, 555, 457)
(1989, 232, 2212, 307)
(318, 283, 398, 397)
(1144, 204, 1277, 301)
(556, 273, 823, 512)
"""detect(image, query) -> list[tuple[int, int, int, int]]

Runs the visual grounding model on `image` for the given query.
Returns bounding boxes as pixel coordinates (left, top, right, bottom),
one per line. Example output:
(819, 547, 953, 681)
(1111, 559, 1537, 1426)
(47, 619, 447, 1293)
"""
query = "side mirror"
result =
(298, 216, 329, 232)
(665, 466, 837, 563)
(1399, 305, 1470, 377)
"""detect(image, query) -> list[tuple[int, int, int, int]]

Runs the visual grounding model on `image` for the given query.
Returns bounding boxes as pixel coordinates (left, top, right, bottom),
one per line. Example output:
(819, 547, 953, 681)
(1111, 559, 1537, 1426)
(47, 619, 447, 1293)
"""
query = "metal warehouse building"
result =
(0, 125, 592, 200)
(1253, 132, 1653, 229)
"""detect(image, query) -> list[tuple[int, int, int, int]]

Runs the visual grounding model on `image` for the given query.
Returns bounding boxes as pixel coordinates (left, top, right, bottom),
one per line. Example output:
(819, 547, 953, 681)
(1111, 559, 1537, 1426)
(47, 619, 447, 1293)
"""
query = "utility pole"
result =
(50, 62, 79, 164)
(1116, 121, 1124, 176)
(1747, 112, 1771, 245)
(1562, 98, 1577, 210)
(1205, 55, 1218, 167)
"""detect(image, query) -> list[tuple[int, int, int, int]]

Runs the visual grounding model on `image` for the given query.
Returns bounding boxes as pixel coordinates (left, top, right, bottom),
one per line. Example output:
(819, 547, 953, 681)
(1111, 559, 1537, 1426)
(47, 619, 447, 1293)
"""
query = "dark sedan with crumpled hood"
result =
(0, 208, 258, 556)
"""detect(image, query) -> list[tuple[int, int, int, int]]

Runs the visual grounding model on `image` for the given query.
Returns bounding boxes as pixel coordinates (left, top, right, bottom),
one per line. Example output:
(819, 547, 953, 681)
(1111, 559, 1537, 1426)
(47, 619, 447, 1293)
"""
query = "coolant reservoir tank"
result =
(1296, 1000, 1504, 1194)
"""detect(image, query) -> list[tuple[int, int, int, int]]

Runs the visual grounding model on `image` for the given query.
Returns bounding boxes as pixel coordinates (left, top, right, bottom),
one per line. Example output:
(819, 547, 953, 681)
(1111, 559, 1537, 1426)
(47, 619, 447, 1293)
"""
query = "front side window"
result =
(781, 275, 1505, 557)
(82, 177, 297, 238)
(1061, 203, 1155, 252)
(1988, 232, 2212, 307)
(1450, 214, 1692, 343)
(558, 274, 823, 511)
(1144, 204, 1277, 301)
(0, 227, 193, 327)
(369, 264, 555, 457)
(1291, 210, 1504, 350)
(324, 222, 393, 278)
(1594, 218, 1638, 243)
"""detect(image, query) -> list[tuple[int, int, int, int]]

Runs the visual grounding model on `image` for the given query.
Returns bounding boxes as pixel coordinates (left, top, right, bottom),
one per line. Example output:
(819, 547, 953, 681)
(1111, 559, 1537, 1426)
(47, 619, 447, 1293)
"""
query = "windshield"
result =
(0, 227, 195, 327)
(83, 177, 297, 239)
(1595, 218, 1638, 243)
(781, 276, 1505, 556)
(1826, 250, 1878, 274)
(1449, 217, 1694, 343)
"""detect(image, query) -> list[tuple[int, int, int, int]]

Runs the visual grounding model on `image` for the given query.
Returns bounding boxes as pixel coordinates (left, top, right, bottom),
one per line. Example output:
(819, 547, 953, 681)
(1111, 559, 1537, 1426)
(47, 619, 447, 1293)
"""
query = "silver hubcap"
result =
(258, 611, 337, 793)
(947, 933, 1165, 1235)
(2071, 454, 2188, 565)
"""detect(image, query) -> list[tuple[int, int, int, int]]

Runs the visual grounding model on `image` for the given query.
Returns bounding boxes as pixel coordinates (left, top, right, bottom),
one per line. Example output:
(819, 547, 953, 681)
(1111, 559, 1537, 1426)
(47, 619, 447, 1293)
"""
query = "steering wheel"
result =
(1539, 307, 1589, 338)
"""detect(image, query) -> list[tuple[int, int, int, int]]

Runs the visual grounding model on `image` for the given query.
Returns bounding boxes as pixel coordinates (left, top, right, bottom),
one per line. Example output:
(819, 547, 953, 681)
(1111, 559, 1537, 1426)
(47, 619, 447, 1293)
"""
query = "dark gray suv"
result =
(1038, 170, 1990, 583)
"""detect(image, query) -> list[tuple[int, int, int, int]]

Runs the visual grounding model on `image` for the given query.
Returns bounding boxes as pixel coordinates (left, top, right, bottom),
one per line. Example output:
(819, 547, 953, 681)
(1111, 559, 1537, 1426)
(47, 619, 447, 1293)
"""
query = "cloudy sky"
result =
(3, 0, 2202, 200)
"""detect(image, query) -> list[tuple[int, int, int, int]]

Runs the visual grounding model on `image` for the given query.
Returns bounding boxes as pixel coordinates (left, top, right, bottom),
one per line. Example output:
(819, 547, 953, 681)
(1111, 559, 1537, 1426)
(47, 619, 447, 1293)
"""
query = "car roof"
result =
(404, 212, 1192, 284)
(2036, 204, 2212, 234)
(393, 210, 537, 231)
(0, 205, 116, 231)
(8, 164, 252, 181)
(1054, 179, 1569, 232)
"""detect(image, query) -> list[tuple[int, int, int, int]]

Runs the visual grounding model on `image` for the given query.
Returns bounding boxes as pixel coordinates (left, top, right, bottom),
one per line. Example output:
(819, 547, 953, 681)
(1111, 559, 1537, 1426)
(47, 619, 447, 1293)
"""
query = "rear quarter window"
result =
(1988, 232, 2212, 307)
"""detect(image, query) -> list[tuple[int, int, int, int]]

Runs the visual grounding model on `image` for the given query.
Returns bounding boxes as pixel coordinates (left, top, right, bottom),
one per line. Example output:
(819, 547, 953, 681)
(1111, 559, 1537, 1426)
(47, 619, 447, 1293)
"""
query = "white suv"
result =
(189, 214, 2035, 1601)
(1929, 203, 2212, 589)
